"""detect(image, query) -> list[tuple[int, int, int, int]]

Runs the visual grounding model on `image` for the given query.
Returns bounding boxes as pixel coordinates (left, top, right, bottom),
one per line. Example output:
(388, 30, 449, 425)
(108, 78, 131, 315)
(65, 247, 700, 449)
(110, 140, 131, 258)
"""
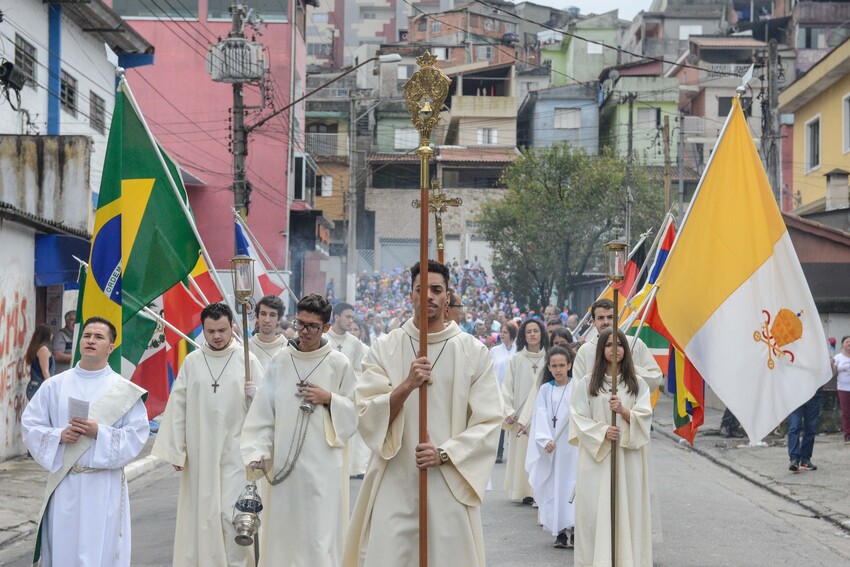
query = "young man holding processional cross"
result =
(153, 302, 264, 567)
(342, 260, 504, 566)
(241, 293, 357, 566)
(249, 294, 288, 370)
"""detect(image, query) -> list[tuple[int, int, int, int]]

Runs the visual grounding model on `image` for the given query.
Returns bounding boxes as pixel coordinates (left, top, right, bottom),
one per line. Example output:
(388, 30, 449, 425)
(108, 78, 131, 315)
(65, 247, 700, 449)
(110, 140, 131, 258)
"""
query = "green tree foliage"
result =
(477, 143, 663, 310)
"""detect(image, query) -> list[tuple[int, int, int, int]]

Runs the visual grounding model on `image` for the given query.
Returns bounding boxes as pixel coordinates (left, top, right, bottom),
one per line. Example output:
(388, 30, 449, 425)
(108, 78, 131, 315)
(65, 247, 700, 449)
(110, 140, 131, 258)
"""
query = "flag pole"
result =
(233, 210, 300, 302)
(403, 52, 450, 567)
(72, 256, 201, 348)
(139, 307, 201, 348)
(118, 74, 237, 317)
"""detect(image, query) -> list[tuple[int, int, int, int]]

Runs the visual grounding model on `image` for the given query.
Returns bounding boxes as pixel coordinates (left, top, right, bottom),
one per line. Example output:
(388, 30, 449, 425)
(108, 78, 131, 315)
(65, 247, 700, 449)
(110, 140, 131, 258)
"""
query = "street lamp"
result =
(230, 254, 255, 396)
(603, 238, 627, 567)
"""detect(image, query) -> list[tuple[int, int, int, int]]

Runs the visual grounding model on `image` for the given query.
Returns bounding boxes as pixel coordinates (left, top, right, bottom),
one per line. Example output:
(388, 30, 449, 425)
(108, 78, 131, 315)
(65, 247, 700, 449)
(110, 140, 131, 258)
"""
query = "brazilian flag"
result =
(79, 77, 202, 371)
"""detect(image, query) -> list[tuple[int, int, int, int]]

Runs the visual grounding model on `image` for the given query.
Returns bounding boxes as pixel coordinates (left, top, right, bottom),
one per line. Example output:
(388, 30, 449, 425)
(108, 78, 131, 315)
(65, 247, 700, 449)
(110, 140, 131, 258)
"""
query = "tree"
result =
(478, 143, 663, 310)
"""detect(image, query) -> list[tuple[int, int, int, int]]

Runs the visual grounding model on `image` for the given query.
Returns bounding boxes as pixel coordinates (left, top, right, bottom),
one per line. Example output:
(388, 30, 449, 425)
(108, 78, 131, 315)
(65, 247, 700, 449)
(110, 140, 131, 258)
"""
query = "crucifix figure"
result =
(412, 177, 463, 264)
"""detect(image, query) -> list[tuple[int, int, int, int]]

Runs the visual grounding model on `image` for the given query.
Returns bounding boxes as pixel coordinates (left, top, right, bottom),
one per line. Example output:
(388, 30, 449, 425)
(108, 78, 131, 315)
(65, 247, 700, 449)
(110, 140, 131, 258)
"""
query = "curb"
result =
(0, 455, 166, 550)
(653, 421, 850, 535)
(126, 454, 166, 482)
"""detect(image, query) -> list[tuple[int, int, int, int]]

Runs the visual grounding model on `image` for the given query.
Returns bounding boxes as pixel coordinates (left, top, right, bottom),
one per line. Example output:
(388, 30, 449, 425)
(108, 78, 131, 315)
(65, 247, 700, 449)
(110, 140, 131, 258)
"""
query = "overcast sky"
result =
(510, 0, 650, 21)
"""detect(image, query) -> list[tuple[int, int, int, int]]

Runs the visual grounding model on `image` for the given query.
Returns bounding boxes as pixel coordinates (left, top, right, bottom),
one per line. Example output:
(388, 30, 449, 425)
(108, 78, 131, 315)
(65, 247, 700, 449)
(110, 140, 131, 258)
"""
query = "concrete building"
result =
(598, 61, 680, 168)
(542, 10, 624, 87)
(779, 35, 850, 212)
(619, 0, 728, 69)
(0, 0, 152, 461)
(516, 83, 600, 152)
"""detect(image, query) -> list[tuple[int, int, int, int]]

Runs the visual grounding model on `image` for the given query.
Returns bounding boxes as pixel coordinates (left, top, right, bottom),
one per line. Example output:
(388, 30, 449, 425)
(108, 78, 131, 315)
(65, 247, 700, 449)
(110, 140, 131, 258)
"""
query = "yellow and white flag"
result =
(651, 97, 831, 441)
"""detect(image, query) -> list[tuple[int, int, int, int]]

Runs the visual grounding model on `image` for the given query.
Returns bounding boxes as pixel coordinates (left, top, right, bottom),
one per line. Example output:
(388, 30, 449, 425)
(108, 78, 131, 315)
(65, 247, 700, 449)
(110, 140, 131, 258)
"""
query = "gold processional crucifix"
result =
(412, 177, 463, 264)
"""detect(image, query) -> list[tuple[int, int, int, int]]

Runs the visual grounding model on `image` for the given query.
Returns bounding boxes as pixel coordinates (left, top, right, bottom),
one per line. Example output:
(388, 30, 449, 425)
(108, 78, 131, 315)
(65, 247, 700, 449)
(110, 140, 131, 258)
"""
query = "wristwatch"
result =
(437, 447, 450, 465)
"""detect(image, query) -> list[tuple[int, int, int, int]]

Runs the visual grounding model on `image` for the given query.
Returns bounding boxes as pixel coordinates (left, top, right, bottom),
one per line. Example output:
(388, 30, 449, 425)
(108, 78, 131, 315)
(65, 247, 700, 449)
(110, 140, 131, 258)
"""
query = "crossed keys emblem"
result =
(753, 308, 803, 369)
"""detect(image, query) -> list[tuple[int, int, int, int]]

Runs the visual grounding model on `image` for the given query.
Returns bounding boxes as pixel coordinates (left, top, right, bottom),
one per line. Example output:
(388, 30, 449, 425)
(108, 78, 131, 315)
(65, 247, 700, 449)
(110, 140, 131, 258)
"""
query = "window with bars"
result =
(90, 92, 106, 134)
(60, 71, 77, 117)
(14, 35, 37, 88)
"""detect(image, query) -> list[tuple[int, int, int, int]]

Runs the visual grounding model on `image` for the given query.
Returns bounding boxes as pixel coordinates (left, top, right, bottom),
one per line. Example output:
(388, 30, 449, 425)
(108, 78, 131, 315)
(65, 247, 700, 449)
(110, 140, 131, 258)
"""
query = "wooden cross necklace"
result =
(203, 351, 235, 393)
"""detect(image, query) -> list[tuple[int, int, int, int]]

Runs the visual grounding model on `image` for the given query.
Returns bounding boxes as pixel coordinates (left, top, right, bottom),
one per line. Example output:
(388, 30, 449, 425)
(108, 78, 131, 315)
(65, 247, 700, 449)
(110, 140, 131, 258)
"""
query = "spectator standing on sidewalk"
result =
(833, 336, 850, 445)
(787, 386, 824, 472)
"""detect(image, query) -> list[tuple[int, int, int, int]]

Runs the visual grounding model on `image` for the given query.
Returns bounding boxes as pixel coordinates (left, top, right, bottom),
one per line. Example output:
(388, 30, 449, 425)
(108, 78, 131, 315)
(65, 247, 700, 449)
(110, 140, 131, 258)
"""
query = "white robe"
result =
(249, 334, 288, 370)
(525, 380, 578, 536)
(325, 329, 371, 477)
(489, 343, 516, 387)
(500, 348, 545, 501)
(22, 365, 149, 567)
(241, 341, 356, 566)
(342, 320, 503, 567)
(573, 336, 663, 392)
(152, 340, 264, 567)
(568, 375, 653, 567)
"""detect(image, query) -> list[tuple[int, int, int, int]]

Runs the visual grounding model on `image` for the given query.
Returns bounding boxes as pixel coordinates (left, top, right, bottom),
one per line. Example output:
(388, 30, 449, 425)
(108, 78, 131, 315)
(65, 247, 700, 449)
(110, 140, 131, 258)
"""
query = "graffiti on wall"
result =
(0, 273, 31, 460)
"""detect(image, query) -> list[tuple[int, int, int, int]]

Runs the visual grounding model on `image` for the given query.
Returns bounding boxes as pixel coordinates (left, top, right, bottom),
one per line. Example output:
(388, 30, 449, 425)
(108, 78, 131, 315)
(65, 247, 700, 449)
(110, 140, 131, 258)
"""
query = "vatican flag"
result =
(648, 96, 831, 442)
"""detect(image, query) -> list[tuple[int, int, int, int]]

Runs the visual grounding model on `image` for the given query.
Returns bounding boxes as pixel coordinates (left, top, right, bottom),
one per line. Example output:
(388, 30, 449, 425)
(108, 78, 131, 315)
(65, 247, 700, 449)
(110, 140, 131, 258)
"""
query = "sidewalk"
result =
(653, 393, 850, 533)
(0, 435, 165, 549)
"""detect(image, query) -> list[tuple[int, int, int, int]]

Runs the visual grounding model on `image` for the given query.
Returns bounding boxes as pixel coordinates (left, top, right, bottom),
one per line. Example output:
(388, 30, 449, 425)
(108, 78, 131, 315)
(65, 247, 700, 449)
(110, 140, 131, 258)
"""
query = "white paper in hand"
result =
(68, 397, 90, 420)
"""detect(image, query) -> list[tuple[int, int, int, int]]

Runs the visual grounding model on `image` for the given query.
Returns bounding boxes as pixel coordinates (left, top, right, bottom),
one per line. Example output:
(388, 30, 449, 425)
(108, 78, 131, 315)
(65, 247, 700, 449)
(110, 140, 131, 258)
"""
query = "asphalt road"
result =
(3, 432, 850, 566)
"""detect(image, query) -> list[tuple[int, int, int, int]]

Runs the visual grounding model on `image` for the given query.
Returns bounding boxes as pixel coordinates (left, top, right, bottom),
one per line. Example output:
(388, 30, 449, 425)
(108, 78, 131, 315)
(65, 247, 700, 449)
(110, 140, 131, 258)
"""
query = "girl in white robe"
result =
(525, 345, 579, 548)
(569, 327, 653, 567)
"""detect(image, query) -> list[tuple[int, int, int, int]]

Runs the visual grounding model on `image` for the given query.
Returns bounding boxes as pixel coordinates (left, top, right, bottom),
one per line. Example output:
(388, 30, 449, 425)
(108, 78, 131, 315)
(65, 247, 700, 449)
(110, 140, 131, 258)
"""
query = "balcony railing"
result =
(305, 132, 348, 158)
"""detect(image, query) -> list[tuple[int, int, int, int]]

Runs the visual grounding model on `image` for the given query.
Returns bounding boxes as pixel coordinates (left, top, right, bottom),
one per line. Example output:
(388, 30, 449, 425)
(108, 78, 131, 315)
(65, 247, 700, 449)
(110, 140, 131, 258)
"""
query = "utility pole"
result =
(662, 115, 671, 212)
(208, 3, 268, 220)
(346, 96, 357, 304)
(231, 3, 249, 219)
(624, 93, 636, 245)
(765, 39, 781, 204)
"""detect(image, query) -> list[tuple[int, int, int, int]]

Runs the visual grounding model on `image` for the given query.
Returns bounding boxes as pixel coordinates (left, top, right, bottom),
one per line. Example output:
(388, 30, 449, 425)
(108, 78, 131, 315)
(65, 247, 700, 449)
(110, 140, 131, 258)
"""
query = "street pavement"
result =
(2, 394, 850, 565)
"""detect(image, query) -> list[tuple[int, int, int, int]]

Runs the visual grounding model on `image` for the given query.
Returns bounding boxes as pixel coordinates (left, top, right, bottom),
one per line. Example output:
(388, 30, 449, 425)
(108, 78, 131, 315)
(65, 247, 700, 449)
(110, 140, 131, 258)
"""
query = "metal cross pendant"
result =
(212, 382, 219, 393)
(337, 345, 343, 351)
(532, 364, 539, 373)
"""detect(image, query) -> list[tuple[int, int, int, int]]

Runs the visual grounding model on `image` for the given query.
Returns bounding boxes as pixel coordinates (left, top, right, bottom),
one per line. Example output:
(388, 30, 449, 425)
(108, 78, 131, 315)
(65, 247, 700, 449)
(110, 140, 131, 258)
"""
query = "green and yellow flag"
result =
(79, 77, 202, 371)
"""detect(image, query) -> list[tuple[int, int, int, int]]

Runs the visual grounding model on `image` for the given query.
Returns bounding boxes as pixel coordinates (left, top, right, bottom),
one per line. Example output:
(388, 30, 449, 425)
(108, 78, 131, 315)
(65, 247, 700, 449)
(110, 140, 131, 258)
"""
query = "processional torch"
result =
(402, 51, 450, 567)
(604, 239, 627, 567)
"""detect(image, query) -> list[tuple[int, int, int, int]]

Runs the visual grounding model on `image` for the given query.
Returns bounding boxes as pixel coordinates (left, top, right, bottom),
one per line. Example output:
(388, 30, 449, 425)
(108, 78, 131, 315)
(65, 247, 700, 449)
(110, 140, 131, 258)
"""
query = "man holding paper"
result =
(22, 317, 150, 566)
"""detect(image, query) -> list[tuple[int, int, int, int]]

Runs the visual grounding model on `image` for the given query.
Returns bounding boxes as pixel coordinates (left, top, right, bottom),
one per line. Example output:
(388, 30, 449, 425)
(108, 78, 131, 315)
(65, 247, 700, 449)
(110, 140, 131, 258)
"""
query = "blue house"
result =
(516, 83, 600, 153)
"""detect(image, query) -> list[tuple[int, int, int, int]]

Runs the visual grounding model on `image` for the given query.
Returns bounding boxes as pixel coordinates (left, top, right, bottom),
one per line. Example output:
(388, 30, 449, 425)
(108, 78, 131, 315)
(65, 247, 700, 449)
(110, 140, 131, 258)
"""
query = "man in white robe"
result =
(325, 301, 369, 478)
(573, 299, 663, 391)
(343, 260, 503, 567)
(249, 294, 288, 369)
(22, 317, 149, 567)
(153, 303, 263, 567)
(242, 294, 357, 566)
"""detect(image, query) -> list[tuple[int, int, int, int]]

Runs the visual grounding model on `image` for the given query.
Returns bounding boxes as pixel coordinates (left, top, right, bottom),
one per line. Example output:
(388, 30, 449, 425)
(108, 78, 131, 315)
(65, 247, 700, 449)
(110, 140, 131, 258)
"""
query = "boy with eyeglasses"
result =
(241, 294, 357, 566)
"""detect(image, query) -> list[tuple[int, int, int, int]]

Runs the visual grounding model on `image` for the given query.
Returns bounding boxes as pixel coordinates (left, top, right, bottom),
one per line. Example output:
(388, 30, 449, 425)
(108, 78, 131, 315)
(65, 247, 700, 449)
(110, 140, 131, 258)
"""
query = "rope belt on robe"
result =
(69, 466, 127, 536)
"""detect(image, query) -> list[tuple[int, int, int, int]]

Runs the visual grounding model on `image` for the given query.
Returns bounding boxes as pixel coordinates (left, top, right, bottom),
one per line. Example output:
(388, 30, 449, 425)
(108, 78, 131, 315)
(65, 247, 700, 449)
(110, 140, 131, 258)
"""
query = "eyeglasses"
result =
(448, 304, 463, 308)
(294, 319, 324, 333)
